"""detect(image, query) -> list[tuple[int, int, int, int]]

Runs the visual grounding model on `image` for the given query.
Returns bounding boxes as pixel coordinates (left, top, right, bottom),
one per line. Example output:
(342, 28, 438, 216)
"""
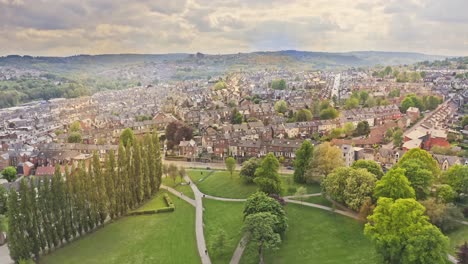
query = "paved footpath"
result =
(229, 235, 248, 264)
(160, 185, 196, 207)
(184, 175, 212, 264)
(0, 245, 13, 264)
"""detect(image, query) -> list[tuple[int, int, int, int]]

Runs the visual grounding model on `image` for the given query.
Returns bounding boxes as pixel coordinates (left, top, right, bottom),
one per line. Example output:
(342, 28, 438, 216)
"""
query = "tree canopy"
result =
(240, 158, 261, 183)
(397, 148, 440, 177)
(120, 128, 135, 147)
(243, 192, 288, 234)
(274, 100, 288, 114)
(365, 198, 449, 264)
(374, 168, 416, 200)
(305, 142, 344, 182)
(1, 166, 17, 182)
(224, 157, 236, 178)
(254, 153, 283, 195)
(352, 160, 384, 179)
(293, 140, 314, 183)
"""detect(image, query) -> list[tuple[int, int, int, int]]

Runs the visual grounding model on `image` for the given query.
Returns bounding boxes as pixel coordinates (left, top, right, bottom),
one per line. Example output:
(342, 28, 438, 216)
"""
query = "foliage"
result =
(420, 198, 462, 233)
(214, 81, 227, 90)
(322, 167, 377, 211)
(305, 142, 344, 182)
(344, 97, 359, 110)
(67, 132, 82, 143)
(274, 100, 288, 114)
(69, 121, 82, 132)
(295, 109, 313, 122)
(243, 212, 281, 264)
(392, 130, 403, 147)
(243, 192, 288, 234)
(224, 157, 236, 178)
(436, 184, 456, 203)
(398, 148, 440, 177)
(352, 160, 384, 179)
(210, 228, 228, 257)
(1, 166, 17, 182)
(293, 140, 314, 183)
(365, 198, 449, 264)
(355, 121, 371, 136)
(231, 108, 243, 124)
(165, 122, 193, 149)
(442, 165, 468, 202)
(397, 159, 434, 200)
(271, 79, 287, 90)
(462, 115, 468, 128)
(120, 128, 135, 147)
(0, 186, 7, 214)
(374, 168, 416, 200)
(240, 158, 261, 183)
(319, 107, 339, 120)
(254, 153, 283, 195)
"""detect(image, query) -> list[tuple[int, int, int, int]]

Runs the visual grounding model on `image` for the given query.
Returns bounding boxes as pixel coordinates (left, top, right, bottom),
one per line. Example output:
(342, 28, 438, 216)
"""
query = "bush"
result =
(164, 193, 175, 208)
(156, 207, 175, 213)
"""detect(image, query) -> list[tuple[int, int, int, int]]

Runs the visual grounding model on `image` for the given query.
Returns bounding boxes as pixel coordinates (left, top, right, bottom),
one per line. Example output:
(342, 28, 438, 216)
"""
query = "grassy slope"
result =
(41, 191, 200, 264)
(162, 175, 195, 199)
(240, 203, 377, 264)
(187, 169, 320, 199)
(203, 199, 245, 264)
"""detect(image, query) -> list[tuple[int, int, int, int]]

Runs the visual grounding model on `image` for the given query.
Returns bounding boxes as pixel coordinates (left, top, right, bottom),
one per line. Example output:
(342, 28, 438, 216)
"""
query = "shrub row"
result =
(128, 194, 176, 216)
(164, 193, 175, 208)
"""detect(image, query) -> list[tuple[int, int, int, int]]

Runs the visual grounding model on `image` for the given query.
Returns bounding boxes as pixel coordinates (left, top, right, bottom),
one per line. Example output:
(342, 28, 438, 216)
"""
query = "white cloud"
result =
(0, 0, 466, 56)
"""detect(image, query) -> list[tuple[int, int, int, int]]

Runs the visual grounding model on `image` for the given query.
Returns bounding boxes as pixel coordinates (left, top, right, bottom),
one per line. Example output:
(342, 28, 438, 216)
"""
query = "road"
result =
(331, 73, 341, 106)
(382, 99, 451, 150)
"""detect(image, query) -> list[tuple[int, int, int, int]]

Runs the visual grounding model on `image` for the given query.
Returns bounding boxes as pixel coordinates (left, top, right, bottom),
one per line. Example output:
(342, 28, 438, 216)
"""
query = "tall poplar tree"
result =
(93, 152, 107, 225)
(153, 132, 163, 192)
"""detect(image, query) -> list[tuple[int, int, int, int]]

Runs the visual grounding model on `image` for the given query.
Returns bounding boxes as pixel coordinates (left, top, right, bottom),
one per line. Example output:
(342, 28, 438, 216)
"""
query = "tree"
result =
(343, 122, 355, 136)
(214, 81, 227, 90)
(398, 148, 440, 177)
(319, 108, 338, 120)
(393, 130, 403, 147)
(293, 140, 314, 183)
(271, 79, 286, 90)
(365, 198, 449, 264)
(397, 159, 433, 200)
(305, 142, 344, 182)
(436, 184, 456, 203)
(168, 164, 178, 183)
(420, 198, 462, 233)
(322, 167, 377, 211)
(7, 188, 28, 262)
(253, 153, 283, 195)
(243, 212, 281, 264)
(457, 242, 468, 264)
(442, 165, 468, 202)
(231, 108, 243, 124)
(1, 166, 17, 182)
(120, 128, 135, 147)
(274, 100, 288, 114)
(345, 97, 359, 109)
(240, 158, 261, 183)
(355, 121, 370, 136)
(295, 109, 312, 122)
(0, 186, 7, 214)
(67, 132, 82, 143)
(243, 192, 288, 234)
(225, 157, 236, 178)
(352, 160, 384, 179)
(69, 120, 81, 132)
(462, 115, 468, 128)
(374, 168, 416, 200)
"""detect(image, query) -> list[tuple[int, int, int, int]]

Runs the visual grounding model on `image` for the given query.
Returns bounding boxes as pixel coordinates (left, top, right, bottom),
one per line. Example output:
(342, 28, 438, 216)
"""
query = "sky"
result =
(0, 0, 467, 56)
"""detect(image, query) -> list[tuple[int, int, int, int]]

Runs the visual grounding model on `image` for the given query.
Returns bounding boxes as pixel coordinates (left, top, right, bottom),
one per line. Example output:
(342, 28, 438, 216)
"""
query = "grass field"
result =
(290, 195, 333, 207)
(162, 175, 195, 199)
(40, 191, 200, 264)
(240, 203, 377, 264)
(447, 225, 468, 254)
(187, 169, 320, 199)
(203, 199, 245, 264)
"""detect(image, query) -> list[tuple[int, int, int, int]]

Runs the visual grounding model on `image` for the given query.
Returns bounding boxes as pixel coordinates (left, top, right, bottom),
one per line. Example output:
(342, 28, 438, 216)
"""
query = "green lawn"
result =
(240, 203, 377, 264)
(162, 175, 195, 199)
(187, 169, 320, 199)
(203, 198, 245, 264)
(40, 191, 200, 264)
(290, 195, 333, 207)
(447, 225, 468, 255)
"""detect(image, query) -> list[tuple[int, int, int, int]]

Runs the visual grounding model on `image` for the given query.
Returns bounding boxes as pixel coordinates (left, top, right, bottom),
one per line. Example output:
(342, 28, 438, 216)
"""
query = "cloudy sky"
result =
(1, 0, 467, 56)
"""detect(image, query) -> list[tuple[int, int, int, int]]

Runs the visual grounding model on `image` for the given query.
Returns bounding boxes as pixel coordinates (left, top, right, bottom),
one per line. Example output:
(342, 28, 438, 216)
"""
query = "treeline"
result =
(400, 94, 443, 113)
(0, 77, 90, 108)
(7, 132, 162, 262)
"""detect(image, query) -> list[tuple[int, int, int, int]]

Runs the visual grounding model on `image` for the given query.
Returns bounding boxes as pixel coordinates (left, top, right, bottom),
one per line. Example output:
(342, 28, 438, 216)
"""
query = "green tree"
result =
(365, 198, 448, 264)
(462, 115, 468, 127)
(271, 79, 286, 90)
(105, 150, 117, 219)
(231, 108, 243, 124)
(210, 228, 228, 257)
(67, 132, 82, 143)
(374, 168, 416, 200)
(253, 153, 283, 195)
(243, 212, 281, 264)
(397, 159, 433, 200)
(7, 188, 28, 262)
(294, 186, 307, 203)
(93, 152, 108, 225)
(319, 108, 338, 120)
(343, 122, 355, 136)
(305, 142, 344, 182)
(69, 120, 81, 132)
(1, 166, 17, 182)
(293, 140, 314, 183)
(120, 128, 135, 147)
(355, 121, 370, 136)
(240, 158, 261, 183)
(0, 186, 8, 214)
(344, 97, 359, 110)
(442, 165, 468, 202)
(398, 148, 440, 177)
(295, 109, 313, 122)
(274, 100, 288, 114)
(225, 157, 236, 178)
(393, 130, 403, 147)
(420, 198, 462, 233)
(352, 160, 384, 179)
(243, 192, 288, 234)
(214, 81, 227, 90)
(152, 132, 163, 193)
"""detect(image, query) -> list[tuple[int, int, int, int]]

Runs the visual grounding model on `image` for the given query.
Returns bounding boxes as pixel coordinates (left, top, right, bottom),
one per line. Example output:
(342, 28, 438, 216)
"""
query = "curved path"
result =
(184, 175, 212, 264)
(160, 185, 196, 207)
(203, 194, 246, 202)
